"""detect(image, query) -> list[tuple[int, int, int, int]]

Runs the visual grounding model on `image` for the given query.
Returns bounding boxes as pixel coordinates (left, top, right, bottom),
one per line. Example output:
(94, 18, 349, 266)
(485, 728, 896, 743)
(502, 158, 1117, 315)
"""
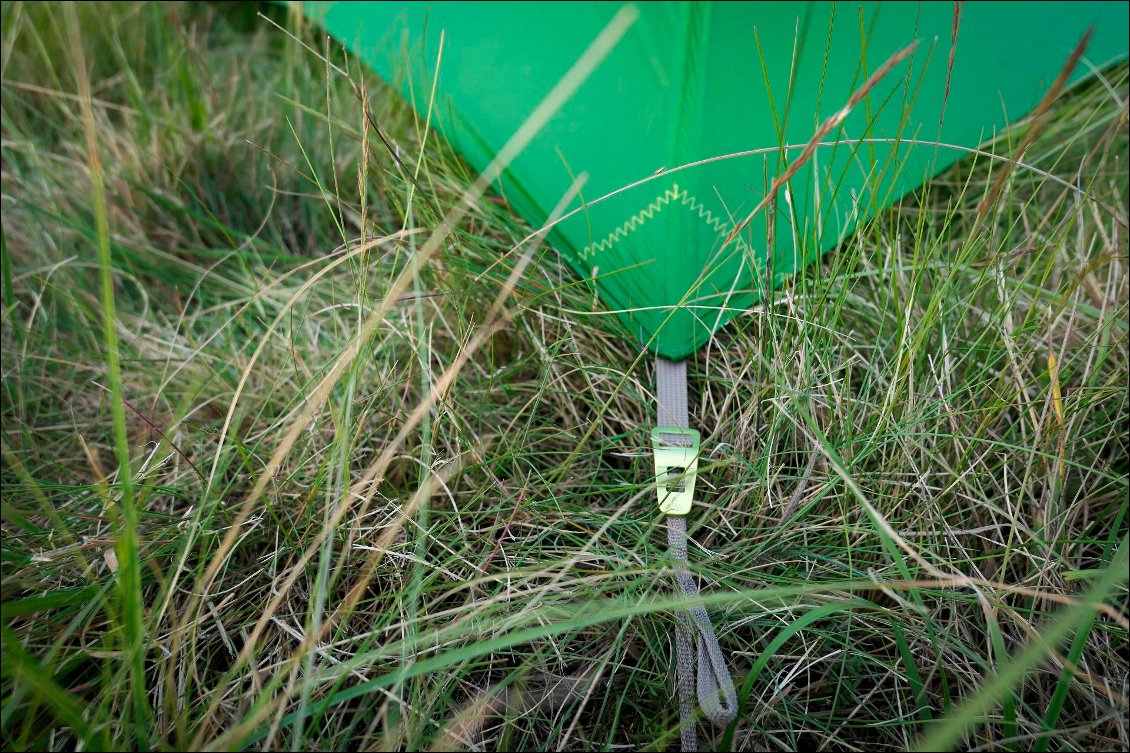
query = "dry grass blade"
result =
(977, 27, 1094, 218)
(938, 1, 964, 130)
(724, 39, 921, 245)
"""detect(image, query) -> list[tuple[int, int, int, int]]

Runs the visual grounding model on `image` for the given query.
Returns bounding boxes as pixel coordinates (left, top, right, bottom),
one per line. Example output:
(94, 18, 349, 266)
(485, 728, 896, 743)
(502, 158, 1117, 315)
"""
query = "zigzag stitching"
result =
(580, 182, 730, 260)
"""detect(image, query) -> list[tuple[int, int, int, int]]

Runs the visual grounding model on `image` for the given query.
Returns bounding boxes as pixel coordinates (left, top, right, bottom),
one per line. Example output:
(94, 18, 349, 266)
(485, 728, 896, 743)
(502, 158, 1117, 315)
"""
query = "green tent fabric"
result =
(301, 2, 1128, 360)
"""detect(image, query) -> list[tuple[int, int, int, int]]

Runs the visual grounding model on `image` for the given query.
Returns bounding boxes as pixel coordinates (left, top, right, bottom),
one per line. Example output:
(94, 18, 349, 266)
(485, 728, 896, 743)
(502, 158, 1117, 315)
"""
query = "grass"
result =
(1, 2, 1127, 751)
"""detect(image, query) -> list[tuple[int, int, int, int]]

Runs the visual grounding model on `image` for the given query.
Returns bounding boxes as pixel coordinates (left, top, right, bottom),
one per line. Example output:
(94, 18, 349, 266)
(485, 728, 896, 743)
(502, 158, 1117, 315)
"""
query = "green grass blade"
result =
(64, 4, 148, 747)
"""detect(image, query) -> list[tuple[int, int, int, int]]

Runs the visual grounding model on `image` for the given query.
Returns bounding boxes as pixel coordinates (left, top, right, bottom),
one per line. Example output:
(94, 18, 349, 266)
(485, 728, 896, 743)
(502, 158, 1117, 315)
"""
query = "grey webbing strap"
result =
(656, 358, 689, 430)
(656, 358, 737, 752)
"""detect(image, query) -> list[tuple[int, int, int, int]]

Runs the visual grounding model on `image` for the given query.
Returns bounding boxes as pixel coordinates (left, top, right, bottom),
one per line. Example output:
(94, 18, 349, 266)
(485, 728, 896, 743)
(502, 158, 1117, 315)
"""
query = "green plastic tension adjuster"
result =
(651, 427, 700, 515)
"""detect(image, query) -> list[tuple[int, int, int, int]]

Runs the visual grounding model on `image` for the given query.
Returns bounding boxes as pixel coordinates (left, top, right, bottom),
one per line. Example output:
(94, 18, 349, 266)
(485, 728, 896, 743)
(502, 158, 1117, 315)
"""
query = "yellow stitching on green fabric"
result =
(580, 182, 729, 260)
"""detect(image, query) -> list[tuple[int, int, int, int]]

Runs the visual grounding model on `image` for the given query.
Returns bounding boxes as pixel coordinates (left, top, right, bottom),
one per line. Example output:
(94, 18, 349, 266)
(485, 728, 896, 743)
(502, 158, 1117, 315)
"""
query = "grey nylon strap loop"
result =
(656, 358, 738, 752)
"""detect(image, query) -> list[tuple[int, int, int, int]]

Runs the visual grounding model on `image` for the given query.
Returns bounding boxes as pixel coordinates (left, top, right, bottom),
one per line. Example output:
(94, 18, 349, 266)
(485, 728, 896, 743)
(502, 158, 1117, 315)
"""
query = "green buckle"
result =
(651, 427, 699, 515)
